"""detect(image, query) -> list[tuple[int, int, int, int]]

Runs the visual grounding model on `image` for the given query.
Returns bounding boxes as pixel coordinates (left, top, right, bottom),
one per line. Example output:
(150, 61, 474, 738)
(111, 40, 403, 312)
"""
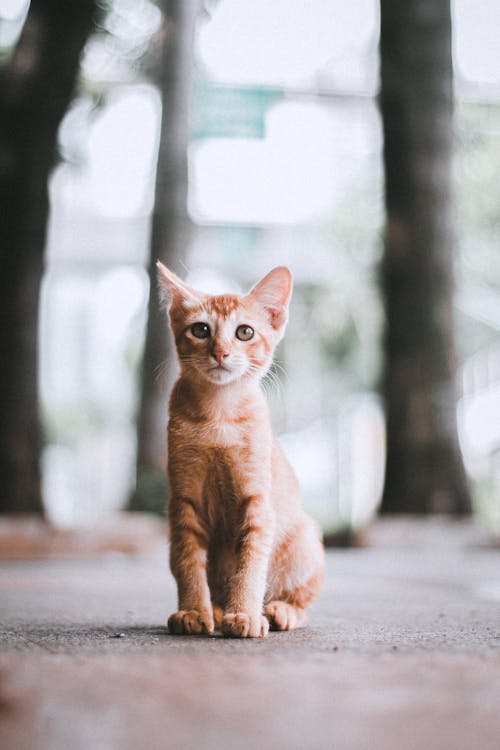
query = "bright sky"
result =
(196, 0, 500, 88)
(197, 0, 378, 88)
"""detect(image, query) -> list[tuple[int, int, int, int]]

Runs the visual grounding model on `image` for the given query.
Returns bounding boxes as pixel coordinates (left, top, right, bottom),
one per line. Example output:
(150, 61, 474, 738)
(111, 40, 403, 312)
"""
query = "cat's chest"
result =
(177, 413, 255, 450)
(201, 418, 247, 448)
(203, 446, 238, 527)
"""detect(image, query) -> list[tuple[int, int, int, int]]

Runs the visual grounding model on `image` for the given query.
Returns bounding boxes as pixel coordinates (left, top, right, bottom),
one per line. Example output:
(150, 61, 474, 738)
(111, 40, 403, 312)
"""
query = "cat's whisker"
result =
(250, 360, 285, 400)
(271, 360, 289, 382)
(153, 358, 170, 383)
(262, 369, 285, 402)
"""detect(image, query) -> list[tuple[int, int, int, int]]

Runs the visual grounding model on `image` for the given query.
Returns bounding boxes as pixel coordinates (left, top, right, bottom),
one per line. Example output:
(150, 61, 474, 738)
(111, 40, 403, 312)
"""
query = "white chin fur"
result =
(203, 367, 241, 385)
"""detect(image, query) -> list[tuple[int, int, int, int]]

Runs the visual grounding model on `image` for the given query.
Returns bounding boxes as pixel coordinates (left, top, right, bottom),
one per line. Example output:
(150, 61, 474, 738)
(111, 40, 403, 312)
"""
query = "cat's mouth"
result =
(204, 362, 243, 384)
(208, 364, 230, 372)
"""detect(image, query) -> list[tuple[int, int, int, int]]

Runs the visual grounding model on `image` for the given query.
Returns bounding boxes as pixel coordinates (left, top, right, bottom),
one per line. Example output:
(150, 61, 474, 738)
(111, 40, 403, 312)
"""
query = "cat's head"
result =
(157, 263, 292, 386)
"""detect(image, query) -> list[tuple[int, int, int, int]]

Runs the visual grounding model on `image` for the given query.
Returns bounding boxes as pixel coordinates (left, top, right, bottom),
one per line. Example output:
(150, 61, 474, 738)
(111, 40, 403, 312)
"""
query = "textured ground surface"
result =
(0, 519, 499, 750)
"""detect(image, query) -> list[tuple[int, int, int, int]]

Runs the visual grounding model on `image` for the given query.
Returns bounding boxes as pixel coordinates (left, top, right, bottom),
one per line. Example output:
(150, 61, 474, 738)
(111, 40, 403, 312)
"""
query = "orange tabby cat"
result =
(158, 262, 324, 638)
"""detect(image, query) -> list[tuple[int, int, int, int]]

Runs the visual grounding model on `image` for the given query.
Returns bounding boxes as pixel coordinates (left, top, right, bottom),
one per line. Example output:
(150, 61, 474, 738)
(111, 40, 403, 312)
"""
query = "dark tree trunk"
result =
(0, 0, 98, 513)
(379, 0, 471, 514)
(134, 0, 200, 491)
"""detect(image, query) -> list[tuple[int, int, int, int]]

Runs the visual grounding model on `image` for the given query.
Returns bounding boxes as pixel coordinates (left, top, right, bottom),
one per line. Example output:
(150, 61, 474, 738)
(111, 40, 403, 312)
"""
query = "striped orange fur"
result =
(158, 263, 324, 638)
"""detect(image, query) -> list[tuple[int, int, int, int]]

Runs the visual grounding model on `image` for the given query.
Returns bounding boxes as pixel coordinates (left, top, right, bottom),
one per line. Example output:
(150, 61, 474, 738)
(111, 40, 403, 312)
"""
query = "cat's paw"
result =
(221, 612, 269, 638)
(168, 609, 214, 635)
(264, 601, 306, 631)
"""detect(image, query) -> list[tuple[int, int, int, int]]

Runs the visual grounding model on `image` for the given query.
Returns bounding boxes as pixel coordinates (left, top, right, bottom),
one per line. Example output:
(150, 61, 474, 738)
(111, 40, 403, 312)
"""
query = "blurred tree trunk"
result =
(0, 0, 97, 513)
(131, 0, 200, 510)
(379, 0, 471, 514)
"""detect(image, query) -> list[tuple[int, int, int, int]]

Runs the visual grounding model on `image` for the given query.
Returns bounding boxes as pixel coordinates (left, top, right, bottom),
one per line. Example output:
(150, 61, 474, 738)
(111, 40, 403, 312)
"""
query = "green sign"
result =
(192, 82, 283, 140)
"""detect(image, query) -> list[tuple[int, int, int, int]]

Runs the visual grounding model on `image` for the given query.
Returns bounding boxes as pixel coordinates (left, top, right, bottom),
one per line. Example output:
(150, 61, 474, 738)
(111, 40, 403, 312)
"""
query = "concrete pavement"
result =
(0, 518, 499, 749)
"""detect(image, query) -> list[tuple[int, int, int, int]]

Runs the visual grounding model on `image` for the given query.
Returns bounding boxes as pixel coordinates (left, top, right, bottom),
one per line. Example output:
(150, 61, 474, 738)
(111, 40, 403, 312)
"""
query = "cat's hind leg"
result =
(264, 571, 322, 631)
(264, 601, 306, 631)
(265, 515, 324, 631)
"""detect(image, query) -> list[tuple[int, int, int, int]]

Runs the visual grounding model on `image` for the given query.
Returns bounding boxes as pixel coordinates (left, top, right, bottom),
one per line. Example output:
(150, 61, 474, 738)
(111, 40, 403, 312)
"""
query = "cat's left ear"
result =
(248, 266, 293, 330)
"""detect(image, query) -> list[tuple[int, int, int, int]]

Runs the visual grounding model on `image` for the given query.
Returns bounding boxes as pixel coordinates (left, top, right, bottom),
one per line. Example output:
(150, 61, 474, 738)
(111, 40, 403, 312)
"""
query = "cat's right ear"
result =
(156, 261, 202, 311)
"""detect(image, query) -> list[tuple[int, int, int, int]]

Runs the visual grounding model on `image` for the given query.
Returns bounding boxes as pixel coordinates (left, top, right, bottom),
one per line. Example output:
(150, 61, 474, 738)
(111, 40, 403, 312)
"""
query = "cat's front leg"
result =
(168, 495, 214, 635)
(222, 494, 275, 638)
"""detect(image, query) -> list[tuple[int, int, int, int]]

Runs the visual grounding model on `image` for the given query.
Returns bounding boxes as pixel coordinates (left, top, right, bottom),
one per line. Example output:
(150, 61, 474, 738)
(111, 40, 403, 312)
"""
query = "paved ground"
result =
(0, 519, 499, 750)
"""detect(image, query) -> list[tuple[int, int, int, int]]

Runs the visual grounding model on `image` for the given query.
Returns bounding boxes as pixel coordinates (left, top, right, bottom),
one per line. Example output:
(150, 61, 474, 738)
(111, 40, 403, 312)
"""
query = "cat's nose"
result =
(211, 345, 230, 365)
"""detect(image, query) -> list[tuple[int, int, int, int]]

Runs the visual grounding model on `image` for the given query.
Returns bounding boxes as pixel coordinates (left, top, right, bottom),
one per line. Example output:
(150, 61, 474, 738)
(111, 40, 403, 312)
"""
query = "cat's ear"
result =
(156, 261, 202, 310)
(248, 266, 293, 330)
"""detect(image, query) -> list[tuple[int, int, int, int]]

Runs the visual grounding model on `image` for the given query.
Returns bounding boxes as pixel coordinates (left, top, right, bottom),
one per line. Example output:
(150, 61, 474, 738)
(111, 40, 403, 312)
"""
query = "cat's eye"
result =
(235, 325, 254, 341)
(191, 322, 211, 339)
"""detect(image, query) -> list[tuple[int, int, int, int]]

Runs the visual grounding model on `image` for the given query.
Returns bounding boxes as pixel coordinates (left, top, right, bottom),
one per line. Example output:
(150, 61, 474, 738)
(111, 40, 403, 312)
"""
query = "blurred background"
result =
(1, 0, 499, 540)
